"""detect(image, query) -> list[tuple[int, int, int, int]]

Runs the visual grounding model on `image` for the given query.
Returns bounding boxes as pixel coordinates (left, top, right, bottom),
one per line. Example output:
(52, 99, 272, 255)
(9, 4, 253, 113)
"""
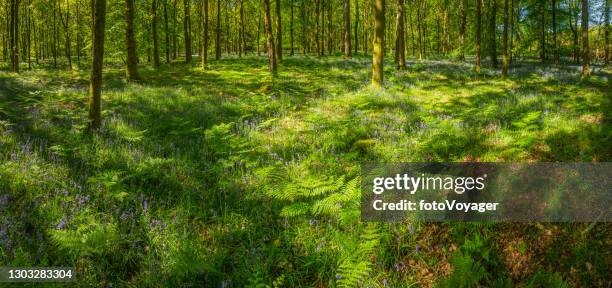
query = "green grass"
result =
(0, 56, 610, 287)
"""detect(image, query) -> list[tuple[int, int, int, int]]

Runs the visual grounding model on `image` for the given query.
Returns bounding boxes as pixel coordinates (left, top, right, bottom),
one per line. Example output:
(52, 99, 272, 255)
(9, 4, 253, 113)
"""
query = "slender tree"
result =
(605, 0, 609, 65)
(502, 0, 508, 77)
(240, 0, 246, 56)
(489, 0, 497, 68)
(476, 0, 481, 72)
(459, 0, 467, 60)
(184, 0, 192, 62)
(581, 0, 589, 77)
(539, 0, 545, 61)
(89, 0, 107, 129)
(290, 0, 294, 55)
(275, 0, 282, 62)
(125, 0, 140, 81)
(152, 0, 160, 67)
(9, 0, 19, 72)
(354, 0, 359, 54)
(263, 0, 277, 73)
(164, 0, 170, 63)
(344, 0, 352, 59)
(552, 0, 558, 64)
(215, 0, 221, 59)
(372, 0, 384, 86)
(396, 0, 405, 68)
(202, 0, 208, 68)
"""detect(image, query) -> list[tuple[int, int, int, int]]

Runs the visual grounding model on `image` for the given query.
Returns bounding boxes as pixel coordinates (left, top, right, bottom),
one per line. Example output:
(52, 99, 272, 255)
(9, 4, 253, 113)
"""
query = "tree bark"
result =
(372, 0, 384, 86)
(581, 0, 589, 77)
(89, 0, 107, 130)
(605, 0, 609, 65)
(240, 0, 246, 56)
(552, 0, 558, 63)
(459, 0, 466, 60)
(202, 0, 208, 68)
(215, 0, 221, 59)
(396, 0, 405, 68)
(354, 0, 359, 54)
(290, 0, 294, 55)
(539, 1, 545, 61)
(275, 0, 282, 62)
(9, 0, 19, 72)
(489, 0, 497, 68)
(502, 0, 508, 77)
(476, 0, 482, 72)
(125, 0, 139, 81)
(152, 0, 160, 67)
(263, 0, 277, 73)
(344, 0, 351, 59)
(184, 0, 192, 62)
(164, 0, 170, 63)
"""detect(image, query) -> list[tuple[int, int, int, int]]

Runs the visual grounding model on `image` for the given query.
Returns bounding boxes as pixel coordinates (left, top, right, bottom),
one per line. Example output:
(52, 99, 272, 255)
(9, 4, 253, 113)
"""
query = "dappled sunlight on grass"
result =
(0, 56, 610, 286)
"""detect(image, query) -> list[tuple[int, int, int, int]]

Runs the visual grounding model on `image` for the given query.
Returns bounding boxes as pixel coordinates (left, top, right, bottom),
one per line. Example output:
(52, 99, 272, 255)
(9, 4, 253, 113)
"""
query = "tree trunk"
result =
(502, 0, 508, 77)
(372, 0, 384, 86)
(152, 0, 160, 67)
(184, 0, 192, 62)
(354, 0, 359, 54)
(240, 0, 246, 56)
(215, 0, 221, 59)
(326, 0, 332, 55)
(203, 0, 208, 68)
(489, 0, 497, 68)
(9, 0, 19, 72)
(257, 9, 261, 56)
(459, 0, 466, 60)
(605, 0, 609, 65)
(275, 0, 282, 62)
(290, 0, 294, 55)
(89, 0, 107, 130)
(581, 0, 589, 77)
(552, 0, 558, 63)
(344, 0, 351, 59)
(396, 0, 405, 68)
(476, 0, 481, 72)
(173, 0, 177, 59)
(315, 0, 321, 56)
(263, 0, 277, 73)
(125, 0, 139, 81)
(164, 1, 170, 63)
(539, 1, 545, 61)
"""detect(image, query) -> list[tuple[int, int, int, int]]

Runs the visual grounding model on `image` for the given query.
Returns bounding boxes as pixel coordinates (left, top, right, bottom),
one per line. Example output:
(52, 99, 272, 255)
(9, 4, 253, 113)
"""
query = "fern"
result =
(336, 224, 380, 288)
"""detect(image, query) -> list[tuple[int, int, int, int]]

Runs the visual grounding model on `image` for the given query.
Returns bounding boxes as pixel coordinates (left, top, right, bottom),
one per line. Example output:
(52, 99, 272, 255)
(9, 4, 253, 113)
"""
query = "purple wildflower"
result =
(335, 275, 342, 279)
(415, 244, 421, 254)
(55, 218, 67, 230)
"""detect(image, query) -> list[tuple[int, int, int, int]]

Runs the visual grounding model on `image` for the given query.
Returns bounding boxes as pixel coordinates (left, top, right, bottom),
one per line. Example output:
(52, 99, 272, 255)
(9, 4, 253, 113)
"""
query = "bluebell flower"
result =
(415, 244, 421, 254)
(335, 274, 342, 279)
(55, 218, 67, 230)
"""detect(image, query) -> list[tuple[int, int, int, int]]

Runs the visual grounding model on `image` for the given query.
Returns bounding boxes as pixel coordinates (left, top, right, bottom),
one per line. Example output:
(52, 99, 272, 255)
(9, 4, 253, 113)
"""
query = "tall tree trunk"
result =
(257, 9, 261, 56)
(605, 0, 609, 65)
(63, 0, 72, 69)
(476, 0, 482, 72)
(290, 0, 294, 55)
(344, 0, 351, 59)
(489, 0, 497, 68)
(275, 0, 282, 62)
(89, 0, 107, 130)
(502, 0, 508, 77)
(184, 0, 192, 62)
(581, 0, 589, 77)
(552, 0, 558, 63)
(125, 0, 139, 81)
(215, 0, 221, 59)
(327, 0, 332, 55)
(164, 0, 170, 63)
(76, 0, 81, 63)
(263, 0, 276, 73)
(459, 0, 466, 60)
(315, 0, 321, 56)
(10, 0, 19, 72)
(372, 0, 384, 86)
(569, 0, 579, 63)
(354, 0, 359, 54)
(152, 0, 160, 67)
(173, 0, 177, 59)
(240, 0, 246, 56)
(539, 1, 545, 61)
(396, 0, 405, 68)
(202, 0, 208, 68)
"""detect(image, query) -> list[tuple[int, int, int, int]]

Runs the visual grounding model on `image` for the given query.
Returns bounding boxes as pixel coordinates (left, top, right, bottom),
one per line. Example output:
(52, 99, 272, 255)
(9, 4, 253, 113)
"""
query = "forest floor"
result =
(0, 56, 610, 287)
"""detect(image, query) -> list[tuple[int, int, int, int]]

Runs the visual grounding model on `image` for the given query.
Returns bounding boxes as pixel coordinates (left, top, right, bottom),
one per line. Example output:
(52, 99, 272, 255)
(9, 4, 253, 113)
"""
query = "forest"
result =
(0, 0, 610, 286)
